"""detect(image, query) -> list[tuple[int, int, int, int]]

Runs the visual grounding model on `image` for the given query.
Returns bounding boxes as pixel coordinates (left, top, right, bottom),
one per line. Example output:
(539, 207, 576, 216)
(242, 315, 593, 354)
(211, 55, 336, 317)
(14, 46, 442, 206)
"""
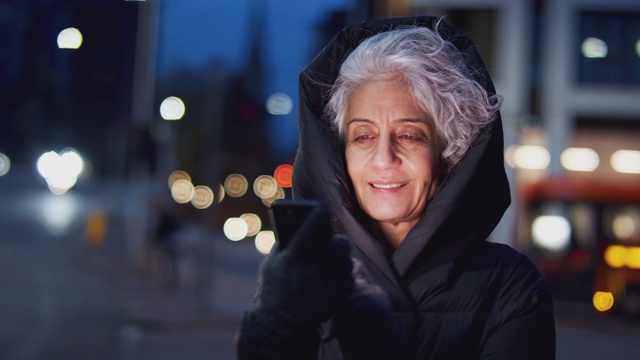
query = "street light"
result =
(36, 148, 85, 195)
(160, 96, 185, 120)
(57, 27, 83, 49)
(0, 153, 10, 176)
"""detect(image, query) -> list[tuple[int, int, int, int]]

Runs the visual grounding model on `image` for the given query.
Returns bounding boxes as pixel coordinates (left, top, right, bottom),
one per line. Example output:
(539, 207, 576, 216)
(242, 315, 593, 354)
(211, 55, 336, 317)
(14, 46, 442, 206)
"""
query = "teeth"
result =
(372, 183, 404, 189)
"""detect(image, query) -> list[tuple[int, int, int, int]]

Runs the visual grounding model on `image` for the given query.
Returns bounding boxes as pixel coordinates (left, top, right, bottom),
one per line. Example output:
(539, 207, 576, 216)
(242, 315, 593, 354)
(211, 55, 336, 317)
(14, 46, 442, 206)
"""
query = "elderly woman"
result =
(237, 16, 555, 359)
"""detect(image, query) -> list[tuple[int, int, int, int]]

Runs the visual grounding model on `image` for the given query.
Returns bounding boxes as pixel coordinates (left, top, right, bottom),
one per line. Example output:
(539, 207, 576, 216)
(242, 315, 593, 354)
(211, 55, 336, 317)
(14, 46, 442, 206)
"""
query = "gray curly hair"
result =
(326, 25, 503, 170)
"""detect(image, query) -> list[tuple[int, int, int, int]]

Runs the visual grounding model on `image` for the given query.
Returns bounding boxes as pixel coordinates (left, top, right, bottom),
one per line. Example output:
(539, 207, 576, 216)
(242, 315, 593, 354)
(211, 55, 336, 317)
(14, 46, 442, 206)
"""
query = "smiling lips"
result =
(371, 182, 407, 189)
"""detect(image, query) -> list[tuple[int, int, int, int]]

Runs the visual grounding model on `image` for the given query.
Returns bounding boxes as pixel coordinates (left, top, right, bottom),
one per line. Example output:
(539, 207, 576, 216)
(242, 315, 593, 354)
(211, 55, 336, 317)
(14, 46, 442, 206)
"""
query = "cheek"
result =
(412, 151, 442, 184)
(345, 149, 365, 187)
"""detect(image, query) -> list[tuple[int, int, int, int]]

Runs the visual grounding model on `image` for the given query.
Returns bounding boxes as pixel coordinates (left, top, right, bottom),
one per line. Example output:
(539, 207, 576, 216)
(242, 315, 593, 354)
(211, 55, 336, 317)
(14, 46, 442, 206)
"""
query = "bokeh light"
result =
(0, 152, 10, 176)
(603, 245, 640, 269)
(532, 215, 571, 252)
(216, 183, 226, 203)
(36, 148, 85, 194)
(627, 247, 640, 269)
(168, 170, 191, 188)
(61, 150, 83, 175)
(505, 145, 550, 170)
(223, 217, 248, 241)
(191, 185, 214, 209)
(171, 178, 195, 204)
(593, 291, 614, 312)
(560, 147, 599, 172)
(255, 230, 276, 254)
(581, 37, 608, 58)
(265, 92, 293, 115)
(274, 164, 293, 188)
(253, 175, 278, 199)
(604, 245, 626, 268)
(240, 213, 262, 237)
(160, 96, 186, 120)
(85, 210, 108, 247)
(261, 186, 286, 207)
(611, 150, 640, 174)
(612, 211, 639, 241)
(57, 27, 83, 49)
(224, 174, 248, 197)
(37, 151, 59, 176)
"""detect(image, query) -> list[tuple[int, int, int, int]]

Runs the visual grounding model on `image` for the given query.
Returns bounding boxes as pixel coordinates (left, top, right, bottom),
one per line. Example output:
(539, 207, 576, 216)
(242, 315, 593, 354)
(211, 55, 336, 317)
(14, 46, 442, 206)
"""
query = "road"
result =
(1, 171, 640, 359)
(0, 171, 263, 359)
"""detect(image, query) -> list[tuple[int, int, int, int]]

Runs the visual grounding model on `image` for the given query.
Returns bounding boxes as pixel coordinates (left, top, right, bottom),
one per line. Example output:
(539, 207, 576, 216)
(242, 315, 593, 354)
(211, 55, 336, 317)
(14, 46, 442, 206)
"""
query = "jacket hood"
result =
(292, 16, 510, 304)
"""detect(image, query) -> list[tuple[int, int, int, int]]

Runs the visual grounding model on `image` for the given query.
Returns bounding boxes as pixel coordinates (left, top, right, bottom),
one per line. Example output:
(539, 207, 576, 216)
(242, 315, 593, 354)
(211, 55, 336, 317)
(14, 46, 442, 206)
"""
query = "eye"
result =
(399, 133, 418, 140)
(396, 126, 438, 148)
(347, 126, 376, 144)
(348, 133, 375, 147)
(354, 134, 373, 142)
(398, 131, 425, 142)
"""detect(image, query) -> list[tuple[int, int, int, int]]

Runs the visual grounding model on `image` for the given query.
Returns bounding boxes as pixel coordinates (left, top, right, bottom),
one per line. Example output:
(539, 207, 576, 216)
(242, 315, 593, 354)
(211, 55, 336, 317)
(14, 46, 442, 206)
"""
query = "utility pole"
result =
(125, 0, 161, 268)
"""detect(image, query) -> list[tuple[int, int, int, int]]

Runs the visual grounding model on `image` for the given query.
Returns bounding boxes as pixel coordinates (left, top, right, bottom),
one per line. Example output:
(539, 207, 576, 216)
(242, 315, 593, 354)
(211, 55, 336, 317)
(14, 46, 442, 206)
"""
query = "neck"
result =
(369, 218, 417, 252)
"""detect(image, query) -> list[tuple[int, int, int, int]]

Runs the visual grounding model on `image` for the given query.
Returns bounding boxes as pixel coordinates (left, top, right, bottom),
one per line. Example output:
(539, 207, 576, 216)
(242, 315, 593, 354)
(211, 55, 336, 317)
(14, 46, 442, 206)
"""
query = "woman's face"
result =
(345, 80, 442, 238)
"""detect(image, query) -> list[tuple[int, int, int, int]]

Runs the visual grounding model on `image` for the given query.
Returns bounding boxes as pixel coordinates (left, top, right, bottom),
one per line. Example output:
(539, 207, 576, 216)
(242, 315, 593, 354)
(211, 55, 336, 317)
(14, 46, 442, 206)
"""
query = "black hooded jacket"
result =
(290, 16, 555, 359)
(237, 16, 555, 359)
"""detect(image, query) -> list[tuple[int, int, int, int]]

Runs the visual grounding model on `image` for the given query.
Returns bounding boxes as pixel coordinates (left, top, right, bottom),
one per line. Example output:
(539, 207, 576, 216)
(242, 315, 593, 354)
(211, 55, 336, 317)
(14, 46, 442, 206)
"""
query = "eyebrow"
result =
(346, 118, 428, 127)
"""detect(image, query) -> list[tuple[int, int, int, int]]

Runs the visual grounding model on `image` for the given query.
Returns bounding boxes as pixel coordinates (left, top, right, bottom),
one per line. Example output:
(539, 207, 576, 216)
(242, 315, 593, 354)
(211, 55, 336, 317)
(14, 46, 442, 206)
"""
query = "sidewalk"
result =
(83, 224, 265, 360)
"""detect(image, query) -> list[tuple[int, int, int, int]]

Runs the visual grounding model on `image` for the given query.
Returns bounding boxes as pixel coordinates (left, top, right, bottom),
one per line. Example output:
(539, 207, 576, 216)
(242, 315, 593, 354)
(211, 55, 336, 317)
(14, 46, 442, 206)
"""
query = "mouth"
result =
(371, 182, 407, 189)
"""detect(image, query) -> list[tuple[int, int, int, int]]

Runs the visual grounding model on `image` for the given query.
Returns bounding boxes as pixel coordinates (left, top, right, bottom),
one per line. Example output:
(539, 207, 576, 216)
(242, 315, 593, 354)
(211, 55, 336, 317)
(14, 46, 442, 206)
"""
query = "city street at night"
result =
(1, 2, 640, 358)
(2, 172, 640, 359)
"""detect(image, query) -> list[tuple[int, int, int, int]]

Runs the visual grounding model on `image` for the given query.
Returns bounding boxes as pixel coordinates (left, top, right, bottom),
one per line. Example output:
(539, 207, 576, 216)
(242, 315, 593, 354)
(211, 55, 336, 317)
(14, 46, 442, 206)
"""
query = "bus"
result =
(514, 176, 640, 317)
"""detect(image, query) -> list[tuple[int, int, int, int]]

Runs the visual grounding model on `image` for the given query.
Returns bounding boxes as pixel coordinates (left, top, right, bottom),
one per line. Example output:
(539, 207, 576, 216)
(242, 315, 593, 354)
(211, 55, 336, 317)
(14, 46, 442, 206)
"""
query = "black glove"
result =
(237, 204, 354, 359)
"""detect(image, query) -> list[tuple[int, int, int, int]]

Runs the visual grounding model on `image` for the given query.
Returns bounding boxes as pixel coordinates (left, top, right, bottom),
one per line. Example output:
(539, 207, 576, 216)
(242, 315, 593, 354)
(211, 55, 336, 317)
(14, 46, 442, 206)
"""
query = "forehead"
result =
(349, 80, 415, 107)
(346, 80, 431, 128)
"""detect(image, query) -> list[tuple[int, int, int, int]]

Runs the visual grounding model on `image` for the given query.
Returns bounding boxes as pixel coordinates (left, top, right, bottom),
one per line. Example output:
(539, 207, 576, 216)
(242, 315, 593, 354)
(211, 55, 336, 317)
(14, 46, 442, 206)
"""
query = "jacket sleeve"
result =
(236, 278, 321, 360)
(480, 254, 556, 360)
(236, 307, 321, 360)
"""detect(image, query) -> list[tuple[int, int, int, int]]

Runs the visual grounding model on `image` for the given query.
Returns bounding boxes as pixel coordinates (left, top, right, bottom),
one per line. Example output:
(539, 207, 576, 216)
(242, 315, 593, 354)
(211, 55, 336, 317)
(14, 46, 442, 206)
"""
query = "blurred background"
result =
(1, 0, 639, 359)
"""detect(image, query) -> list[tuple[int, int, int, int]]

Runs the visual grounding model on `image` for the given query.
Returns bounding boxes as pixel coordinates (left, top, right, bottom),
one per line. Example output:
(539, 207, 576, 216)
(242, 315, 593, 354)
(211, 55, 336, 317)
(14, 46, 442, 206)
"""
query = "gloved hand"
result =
(237, 203, 354, 359)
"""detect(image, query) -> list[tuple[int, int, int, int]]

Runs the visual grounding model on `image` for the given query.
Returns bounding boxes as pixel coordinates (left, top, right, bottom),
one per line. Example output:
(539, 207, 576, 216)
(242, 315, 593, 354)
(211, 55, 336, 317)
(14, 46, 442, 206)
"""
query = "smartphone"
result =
(269, 199, 320, 248)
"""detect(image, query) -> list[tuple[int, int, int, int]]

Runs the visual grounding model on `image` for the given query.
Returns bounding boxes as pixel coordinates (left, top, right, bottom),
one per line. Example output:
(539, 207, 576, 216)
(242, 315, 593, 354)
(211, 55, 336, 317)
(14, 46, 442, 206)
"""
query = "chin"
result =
(365, 208, 409, 224)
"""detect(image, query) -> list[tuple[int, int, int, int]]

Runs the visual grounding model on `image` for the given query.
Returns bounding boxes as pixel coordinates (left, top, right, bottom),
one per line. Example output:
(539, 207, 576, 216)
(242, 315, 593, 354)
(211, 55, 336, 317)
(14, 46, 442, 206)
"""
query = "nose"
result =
(372, 135, 400, 169)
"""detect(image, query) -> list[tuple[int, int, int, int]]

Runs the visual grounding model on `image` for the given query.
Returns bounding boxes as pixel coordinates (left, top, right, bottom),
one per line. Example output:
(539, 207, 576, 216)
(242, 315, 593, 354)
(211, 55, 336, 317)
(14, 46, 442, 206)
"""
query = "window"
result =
(577, 11, 640, 86)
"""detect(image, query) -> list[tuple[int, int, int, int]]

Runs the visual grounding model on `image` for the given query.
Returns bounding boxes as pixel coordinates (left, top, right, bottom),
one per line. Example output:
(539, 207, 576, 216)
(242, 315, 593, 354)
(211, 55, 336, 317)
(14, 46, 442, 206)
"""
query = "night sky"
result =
(157, 0, 355, 159)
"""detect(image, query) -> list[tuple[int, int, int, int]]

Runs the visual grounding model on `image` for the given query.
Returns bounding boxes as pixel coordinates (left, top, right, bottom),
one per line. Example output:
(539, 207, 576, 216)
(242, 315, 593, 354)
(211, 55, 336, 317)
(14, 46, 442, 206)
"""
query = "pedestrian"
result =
(151, 203, 181, 290)
(237, 16, 556, 359)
